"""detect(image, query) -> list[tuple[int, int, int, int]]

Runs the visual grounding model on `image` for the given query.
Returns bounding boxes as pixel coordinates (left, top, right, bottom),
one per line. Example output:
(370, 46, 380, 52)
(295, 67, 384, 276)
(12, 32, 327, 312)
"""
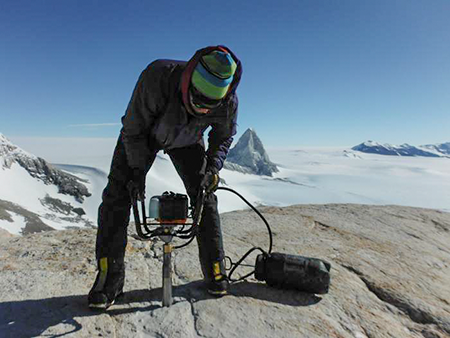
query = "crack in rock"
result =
(137, 241, 160, 290)
(341, 264, 449, 335)
(314, 220, 332, 229)
(107, 314, 118, 338)
(148, 241, 163, 262)
(361, 325, 376, 338)
(172, 253, 190, 284)
(431, 220, 449, 233)
(189, 298, 203, 337)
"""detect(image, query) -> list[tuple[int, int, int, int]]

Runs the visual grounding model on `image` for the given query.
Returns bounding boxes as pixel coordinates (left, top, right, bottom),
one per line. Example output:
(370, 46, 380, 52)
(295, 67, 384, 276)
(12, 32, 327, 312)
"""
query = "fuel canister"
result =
(255, 252, 331, 294)
(149, 196, 160, 219)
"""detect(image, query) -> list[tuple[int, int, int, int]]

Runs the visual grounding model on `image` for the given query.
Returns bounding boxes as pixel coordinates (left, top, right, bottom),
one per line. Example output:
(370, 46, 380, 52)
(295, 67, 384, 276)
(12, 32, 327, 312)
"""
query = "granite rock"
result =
(0, 204, 449, 337)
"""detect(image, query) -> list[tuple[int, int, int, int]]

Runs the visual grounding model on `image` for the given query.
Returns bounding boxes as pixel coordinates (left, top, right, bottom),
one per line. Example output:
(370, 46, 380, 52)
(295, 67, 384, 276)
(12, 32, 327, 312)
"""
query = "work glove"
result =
(127, 168, 146, 201)
(200, 167, 220, 194)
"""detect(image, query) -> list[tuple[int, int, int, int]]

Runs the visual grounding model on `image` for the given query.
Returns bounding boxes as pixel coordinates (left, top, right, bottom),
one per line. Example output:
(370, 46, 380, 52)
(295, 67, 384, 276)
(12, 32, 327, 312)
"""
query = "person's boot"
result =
(198, 248, 229, 296)
(88, 257, 125, 310)
(206, 260, 229, 296)
(195, 193, 228, 296)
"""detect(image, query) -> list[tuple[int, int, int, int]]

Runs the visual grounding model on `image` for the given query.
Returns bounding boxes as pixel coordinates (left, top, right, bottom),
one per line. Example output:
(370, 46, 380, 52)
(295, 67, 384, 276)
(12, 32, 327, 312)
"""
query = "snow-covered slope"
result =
(421, 142, 450, 156)
(352, 140, 445, 157)
(6, 135, 450, 237)
(0, 133, 95, 234)
(259, 147, 450, 212)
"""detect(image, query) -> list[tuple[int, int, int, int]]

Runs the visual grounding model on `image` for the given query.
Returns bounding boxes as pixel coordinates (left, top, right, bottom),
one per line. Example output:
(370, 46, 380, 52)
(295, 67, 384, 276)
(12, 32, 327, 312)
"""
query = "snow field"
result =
(3, 137, 450, 236)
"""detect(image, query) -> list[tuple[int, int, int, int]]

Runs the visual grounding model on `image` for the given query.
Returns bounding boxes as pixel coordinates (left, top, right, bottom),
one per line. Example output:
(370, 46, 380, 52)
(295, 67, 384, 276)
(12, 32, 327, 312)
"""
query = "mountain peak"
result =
(421, 142, 450, 156)
(362, 140, 380, 147)
(0, 133, 37, 169)
(352, 140, 445, 158)
(224, 128, 278, 176)
(0, 133, 14, 147)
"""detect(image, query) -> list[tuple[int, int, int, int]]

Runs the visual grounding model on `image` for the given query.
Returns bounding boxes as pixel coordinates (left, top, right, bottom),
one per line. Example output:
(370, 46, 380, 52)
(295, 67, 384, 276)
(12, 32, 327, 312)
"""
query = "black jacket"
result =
(121, 46, 242, 172)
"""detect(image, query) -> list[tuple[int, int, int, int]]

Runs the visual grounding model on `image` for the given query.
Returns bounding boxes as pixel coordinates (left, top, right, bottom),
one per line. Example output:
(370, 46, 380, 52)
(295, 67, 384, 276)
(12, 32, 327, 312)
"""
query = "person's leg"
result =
(89, 134, 158, 309)
(167, 144, 228, 295)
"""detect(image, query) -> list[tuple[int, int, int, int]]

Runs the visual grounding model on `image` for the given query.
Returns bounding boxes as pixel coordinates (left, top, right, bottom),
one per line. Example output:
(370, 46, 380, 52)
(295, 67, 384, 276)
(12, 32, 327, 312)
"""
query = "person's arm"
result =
(206, 95, 239, 172)
(121, 62, 168, 169)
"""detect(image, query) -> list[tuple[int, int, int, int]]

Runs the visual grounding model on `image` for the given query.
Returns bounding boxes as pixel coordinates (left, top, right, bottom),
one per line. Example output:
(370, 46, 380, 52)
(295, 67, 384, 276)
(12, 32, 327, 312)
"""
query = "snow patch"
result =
(0, 211, 27, 235)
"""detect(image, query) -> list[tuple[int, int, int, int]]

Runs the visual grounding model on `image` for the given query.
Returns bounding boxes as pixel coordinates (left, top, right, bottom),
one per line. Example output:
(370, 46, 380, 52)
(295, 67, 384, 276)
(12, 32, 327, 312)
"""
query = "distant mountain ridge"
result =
(352, 140, 450, 158)
(224, 128, 279, 176)
(0, 133, 91, 202)
(0, 133, 93, 234)
(422, 142, 450, 156)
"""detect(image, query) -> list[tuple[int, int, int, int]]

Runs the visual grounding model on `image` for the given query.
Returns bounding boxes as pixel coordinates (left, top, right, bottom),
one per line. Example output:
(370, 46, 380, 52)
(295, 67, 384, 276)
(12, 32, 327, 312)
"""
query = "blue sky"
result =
(1, 0, 449, 147)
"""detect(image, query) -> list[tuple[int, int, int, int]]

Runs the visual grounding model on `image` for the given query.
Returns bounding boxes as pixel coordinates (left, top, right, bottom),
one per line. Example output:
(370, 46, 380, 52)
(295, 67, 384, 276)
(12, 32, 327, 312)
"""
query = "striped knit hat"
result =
(191, 50, 237, 100)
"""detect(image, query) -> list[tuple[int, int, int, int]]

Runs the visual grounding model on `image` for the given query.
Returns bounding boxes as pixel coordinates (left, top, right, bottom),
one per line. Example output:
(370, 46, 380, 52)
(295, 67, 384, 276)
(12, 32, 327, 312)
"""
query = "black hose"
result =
(226, 247, 267, 282)
(216, 187, 273, 254)
(174, 234, 196, 249)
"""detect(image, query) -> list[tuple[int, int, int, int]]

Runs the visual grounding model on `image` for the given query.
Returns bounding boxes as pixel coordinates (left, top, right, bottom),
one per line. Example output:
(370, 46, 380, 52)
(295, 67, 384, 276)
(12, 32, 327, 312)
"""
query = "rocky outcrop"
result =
(0, 199, 55, 235)
(0, 133, 91, 203)
(352, 140, 449, 158)
(224, 128, 279, 176)
(422, 142, 450, 156)
(1, 204, 449, 337)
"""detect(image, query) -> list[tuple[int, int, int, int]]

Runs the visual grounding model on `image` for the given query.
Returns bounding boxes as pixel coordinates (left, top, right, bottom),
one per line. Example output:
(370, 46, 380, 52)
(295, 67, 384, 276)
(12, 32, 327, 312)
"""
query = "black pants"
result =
(95, 135, 225, 279)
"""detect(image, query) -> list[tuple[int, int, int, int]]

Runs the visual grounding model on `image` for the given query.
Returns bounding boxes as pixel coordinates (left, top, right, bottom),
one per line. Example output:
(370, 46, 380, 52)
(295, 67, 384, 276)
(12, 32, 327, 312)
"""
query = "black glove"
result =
(128, 168, 146, 201)
(200, 167, 220, 194)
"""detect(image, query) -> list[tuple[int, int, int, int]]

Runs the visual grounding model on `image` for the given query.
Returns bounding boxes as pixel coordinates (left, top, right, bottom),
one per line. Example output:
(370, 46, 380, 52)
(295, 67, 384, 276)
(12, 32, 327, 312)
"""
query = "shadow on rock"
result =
(118, 280, 321, 308)
(0, 294, 92, 338)
(229, 280, 323, 306)
(0, 280, 321, 337)
(0, 291, 166, 337)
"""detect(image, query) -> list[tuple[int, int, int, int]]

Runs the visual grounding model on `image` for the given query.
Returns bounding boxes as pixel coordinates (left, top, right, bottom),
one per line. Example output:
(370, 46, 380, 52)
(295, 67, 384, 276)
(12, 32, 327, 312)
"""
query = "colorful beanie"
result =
(191, 50, 237, 100)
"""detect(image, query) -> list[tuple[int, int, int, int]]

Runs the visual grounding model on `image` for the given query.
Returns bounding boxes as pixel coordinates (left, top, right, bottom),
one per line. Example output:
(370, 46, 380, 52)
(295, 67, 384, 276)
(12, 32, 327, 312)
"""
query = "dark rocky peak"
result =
(224, 128, 279, 176)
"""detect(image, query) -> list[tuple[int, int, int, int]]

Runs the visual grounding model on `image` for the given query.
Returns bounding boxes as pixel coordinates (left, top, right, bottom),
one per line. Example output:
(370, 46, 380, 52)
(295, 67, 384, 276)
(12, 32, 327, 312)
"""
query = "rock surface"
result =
(1, 204, 450, 337)
(0, 228, 16, 240)
(224, 128, 279, 176)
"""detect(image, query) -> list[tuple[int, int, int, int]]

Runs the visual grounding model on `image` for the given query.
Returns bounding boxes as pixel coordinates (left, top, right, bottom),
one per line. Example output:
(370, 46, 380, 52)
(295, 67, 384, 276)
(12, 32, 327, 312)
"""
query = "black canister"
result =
(255, 252, 331, 294)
